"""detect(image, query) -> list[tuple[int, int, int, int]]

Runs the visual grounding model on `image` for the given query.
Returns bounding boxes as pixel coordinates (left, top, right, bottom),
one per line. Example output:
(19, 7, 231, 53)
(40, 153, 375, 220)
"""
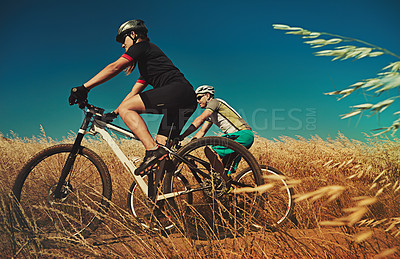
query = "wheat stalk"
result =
(273, 24, 400, 136)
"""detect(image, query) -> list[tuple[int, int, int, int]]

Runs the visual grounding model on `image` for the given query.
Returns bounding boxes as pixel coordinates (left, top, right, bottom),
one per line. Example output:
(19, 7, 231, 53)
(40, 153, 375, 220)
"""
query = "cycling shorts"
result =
(140, 79, 197, 138)
(211, 130, 254, 174)
(211, 130, 254, 157)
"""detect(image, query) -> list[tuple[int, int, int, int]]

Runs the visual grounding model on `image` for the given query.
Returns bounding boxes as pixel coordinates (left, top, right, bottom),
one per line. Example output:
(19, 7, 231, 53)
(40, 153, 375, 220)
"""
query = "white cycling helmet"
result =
(195, 85, 215, 95)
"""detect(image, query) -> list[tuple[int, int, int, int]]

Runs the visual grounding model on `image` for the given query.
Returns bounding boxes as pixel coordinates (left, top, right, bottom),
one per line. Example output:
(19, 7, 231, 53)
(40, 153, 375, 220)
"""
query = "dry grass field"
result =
(1, 130, 400, 258)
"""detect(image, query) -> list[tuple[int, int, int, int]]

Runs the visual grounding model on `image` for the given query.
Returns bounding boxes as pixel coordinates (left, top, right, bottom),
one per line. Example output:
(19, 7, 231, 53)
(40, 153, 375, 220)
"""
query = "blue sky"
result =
(1, 0, 399, 141)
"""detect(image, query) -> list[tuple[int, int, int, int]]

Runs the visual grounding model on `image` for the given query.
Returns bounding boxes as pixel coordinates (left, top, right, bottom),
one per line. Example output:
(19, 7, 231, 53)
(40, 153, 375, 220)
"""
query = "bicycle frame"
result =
(90, 119, 150, 196)
(55, 104, 239, 203)
(55, 104, 190, 202)
(92, 120, 210, 201)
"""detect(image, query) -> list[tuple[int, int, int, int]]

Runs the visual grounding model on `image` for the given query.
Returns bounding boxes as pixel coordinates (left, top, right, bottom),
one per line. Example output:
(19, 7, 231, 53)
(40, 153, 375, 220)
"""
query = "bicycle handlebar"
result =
(77, 100, 105, 116)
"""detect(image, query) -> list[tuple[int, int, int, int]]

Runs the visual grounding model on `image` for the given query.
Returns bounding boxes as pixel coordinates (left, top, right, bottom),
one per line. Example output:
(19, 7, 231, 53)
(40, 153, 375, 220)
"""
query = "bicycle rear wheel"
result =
(12, 144, 112, 238)
(235, 165, 295, 230)
(164, 136, 263, 239)
(127, 169, 192, 233)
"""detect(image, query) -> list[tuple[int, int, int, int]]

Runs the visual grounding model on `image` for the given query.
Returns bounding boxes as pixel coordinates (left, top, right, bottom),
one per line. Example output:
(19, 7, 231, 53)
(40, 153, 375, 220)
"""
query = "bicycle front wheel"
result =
(164, 136, 263, 239)
(12, 144, 112, 238)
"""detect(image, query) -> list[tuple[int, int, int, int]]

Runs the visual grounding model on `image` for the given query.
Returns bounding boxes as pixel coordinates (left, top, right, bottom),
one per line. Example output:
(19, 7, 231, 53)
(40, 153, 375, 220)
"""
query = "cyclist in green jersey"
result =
(178, 85, 254, 174)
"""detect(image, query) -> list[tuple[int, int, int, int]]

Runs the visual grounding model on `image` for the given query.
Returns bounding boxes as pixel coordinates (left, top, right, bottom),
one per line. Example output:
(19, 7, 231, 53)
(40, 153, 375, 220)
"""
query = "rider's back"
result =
(205, 98, 252, 134)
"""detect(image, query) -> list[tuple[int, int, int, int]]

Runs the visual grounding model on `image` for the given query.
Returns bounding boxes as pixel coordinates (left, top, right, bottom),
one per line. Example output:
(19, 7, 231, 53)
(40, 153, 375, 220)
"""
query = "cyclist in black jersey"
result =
(68, 19, 197, 175)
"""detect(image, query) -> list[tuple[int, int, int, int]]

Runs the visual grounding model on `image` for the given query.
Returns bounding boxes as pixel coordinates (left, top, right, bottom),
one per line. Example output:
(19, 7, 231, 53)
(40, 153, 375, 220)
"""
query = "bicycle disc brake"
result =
(48, 182, 73, 205)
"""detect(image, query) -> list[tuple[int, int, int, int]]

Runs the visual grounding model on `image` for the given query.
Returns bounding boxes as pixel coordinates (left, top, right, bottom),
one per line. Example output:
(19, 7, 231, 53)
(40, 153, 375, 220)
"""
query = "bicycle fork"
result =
(53, 111, 93, 199)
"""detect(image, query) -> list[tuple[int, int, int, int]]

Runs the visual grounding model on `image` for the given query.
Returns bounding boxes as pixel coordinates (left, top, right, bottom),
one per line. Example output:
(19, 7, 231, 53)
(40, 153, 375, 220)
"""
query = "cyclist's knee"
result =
(119, 95, 146, 115)
(117, 106, 130, 119)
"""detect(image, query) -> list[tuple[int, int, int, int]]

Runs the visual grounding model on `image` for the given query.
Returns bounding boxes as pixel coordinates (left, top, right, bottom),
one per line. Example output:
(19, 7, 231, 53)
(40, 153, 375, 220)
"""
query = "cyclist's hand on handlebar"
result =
(171, 137, 182, 150)
(69, 85, 89, 108)
(102, 111, 118, 122)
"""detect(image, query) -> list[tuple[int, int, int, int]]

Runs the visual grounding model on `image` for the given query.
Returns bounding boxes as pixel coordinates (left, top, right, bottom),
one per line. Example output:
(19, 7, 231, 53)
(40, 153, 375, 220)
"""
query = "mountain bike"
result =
(12, 102, 294, 240)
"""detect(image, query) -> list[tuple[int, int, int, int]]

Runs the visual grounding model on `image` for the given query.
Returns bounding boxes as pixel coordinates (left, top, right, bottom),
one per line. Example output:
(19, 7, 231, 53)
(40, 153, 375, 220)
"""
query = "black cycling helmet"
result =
(116, 19, 148, 43)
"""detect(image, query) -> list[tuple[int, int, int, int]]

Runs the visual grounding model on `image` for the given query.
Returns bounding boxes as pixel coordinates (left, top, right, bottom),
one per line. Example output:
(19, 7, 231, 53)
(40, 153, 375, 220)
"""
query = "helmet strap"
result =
(128, 34, 139, 44)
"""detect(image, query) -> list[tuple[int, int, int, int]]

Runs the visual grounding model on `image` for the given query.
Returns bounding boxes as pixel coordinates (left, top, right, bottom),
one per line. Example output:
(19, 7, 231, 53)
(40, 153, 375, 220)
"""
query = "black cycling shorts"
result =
(139, 80, 197, 138)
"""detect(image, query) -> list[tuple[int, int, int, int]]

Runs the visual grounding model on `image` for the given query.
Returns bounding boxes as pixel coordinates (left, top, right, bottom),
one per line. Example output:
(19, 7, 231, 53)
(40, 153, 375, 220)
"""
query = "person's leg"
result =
(118, 94, 157, 150)
(204, 146, 225, 176)
(209, 130, 255, 174)
(156, 107, 197, 146)
(155, 112, 176, 146)
(130, 81, 196, 174)
(212, 130, 254, 157)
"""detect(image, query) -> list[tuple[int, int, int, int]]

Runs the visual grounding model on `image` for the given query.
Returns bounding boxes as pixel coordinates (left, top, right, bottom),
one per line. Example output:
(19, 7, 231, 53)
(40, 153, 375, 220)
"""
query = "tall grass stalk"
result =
(273, 24, 400, 136)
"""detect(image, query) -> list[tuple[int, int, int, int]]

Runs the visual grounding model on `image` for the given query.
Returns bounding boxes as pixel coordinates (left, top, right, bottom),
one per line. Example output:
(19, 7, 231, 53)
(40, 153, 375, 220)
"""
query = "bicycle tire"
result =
(163, 136, 263, 240)
(235, 165, 295, 230)
(12, 144, 112, 238)
(127, 172, 192, 233)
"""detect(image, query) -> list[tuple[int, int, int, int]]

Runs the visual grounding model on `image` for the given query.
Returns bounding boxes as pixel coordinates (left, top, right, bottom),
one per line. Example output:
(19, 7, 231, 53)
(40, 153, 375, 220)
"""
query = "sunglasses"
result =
(118, 33, 133, 44)
(196, 95, 204, 100)
(116, 33, 128, 44)
(123, 33, 131, 42)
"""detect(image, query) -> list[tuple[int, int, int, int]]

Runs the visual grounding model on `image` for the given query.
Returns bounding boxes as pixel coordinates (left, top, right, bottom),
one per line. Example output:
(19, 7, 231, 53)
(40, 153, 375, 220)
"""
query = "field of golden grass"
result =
(1, 130, 400, 258)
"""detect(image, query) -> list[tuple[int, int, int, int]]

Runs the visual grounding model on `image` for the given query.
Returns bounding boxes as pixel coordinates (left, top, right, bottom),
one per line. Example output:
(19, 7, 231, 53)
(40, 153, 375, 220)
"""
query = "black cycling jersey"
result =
(122, 41, 185, 88)
(121, 41, 197, 138)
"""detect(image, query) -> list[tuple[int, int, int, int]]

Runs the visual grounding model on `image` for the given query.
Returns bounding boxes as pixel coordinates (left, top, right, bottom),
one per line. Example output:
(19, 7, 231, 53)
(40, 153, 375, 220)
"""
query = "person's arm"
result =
(192, 109, 213, 128)
(193, 120, 212, 139)
(179, 109, 213, 139)
(83, 57, 132, 90)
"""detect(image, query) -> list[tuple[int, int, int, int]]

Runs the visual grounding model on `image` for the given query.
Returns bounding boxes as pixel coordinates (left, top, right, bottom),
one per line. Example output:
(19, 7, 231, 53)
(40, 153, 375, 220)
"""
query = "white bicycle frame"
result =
(86, 117, 184, 201)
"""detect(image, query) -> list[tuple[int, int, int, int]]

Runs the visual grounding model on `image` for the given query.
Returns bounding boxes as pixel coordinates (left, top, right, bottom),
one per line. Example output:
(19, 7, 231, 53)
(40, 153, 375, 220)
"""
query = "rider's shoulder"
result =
(206, 98, 220, 111)
(127, 41, 150, 52)
(214, 98, 226, 103)
(208, 98, 221, 105)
